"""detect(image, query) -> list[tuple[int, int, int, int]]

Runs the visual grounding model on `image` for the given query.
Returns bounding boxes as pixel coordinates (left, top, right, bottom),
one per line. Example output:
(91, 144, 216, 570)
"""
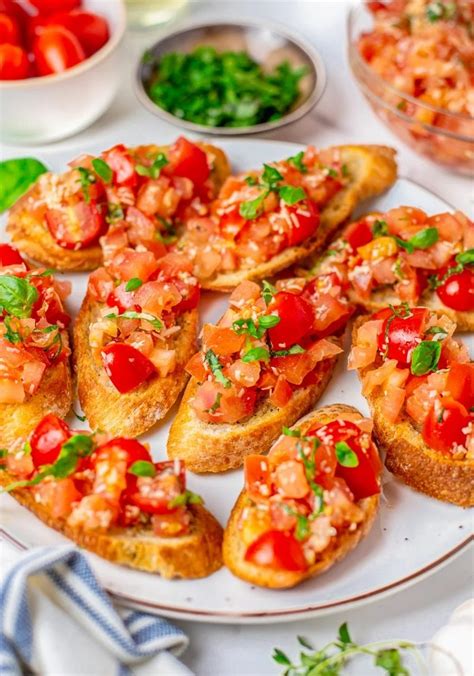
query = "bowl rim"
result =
(0, 0, 127, 90)
(347, 3, 474, 124)
(134, 17, 327, 136)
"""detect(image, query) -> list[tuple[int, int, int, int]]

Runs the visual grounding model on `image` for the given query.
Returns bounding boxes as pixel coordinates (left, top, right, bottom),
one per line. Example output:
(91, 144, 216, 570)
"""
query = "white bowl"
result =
(0, 0, 126, 145)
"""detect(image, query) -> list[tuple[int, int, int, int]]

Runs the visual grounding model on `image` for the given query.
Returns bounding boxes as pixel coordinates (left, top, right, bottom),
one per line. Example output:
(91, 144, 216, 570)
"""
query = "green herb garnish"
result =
(262, 280, 277, 306)
(125, 278, 143, 292)
(76, 167, 96, 203)
(335, 441, 359, 468)
(205, 349, 231, 388)
(135, 153, 169, 179)
(242, 346, 271, 363)
(92, 158, 113, 183)
(271, 344, 305, 357)
(104, 311, 162, 331)
(169, 489, 203, 508)
(410, 340, 441, 375)
(287, 151, 307, 173)
(128, 460, 156, 478)
(0, 276, 38, 318)
(0, 157, 48, 213)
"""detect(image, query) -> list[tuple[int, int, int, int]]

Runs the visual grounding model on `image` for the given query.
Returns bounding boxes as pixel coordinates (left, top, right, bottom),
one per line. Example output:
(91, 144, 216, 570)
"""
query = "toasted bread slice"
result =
(223, 404, 380, 588)
(0, 472, 223, 578)
(73, 297, 198, 437)
(0, 344, 72, 449)
(7, 142, 231, 272)
(201, 145, 397, 292)
(167, 347, 340, 473)
(352, 318, 474, 506)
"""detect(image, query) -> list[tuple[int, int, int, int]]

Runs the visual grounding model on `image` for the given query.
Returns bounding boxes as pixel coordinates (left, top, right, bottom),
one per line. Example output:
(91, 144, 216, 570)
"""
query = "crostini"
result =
(7, 137, 231, 271)
(308, 207, 474, 331)
(0, 244, 72, 448)
(168, 275, 351, 472)
(74, 249, 199, 437)
(0, 414, 223, 578)
(175, 144, 397, 291)
(223, 404, 381, 589)
(349, 305, 474, 506)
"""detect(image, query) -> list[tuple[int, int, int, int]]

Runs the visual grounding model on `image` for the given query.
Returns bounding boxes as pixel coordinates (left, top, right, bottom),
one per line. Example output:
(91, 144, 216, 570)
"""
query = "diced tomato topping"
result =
(345, 219, 373, 250)
(152, 507, 190, 536)
(285, 200, 320, 247)
(0, 244, 25, 267)
(45, 201, 105, 250)
(192, 381, 257, 424)
(376, 307, 428, 366)
(93, 437, 151, 467)
(245, 455, 271, 500)
(203, 324, 245, 357)
(422, 399, 471, 455)
(446, 363, 474, 410)
(269, 376, 293, 407)
(185, 352, 207, 382)
(129, 460, 185, 514)
(30, 413, 71, 468)
(35, 478, 82, 519)
(268, 291, 314, 350)
(101, 342, 156, 393)
(109, 249, 158, 282)
(166, 137, 210, 188)
(245, 530, 307, 571)
(102, 144, 137, 188)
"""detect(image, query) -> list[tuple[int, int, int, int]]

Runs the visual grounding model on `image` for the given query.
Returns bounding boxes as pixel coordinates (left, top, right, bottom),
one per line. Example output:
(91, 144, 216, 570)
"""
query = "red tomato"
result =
(45, 201, 105, 249)
(345, 219, 373, 250)
(436, 266, 474, 312)
(268, 291, 314, 350)
(35, 477, 82, 519)
(245, 530, 307, 571)
(46, 10, 109, 56)
(0, 244, 24, 267)
(167, 137, 210, 187)
(30, 413, 71, 468)
(152, 254, 201, 313)
(245, 455, 270, 500)
(377, 307, 428, 365)
(192, 381, 257, 424)
(446, 363, 474, 410)
(285, 200, 320, 247)
(94, 437, 151, 467)
(101, 342, 156, 394)
(129, 460, 186, 514)
(422, 399, 471, 454)
(102, 144, 137, 189)
(30, 277, 70, 327)
(29, 0, 80, 16)
(0, 43, 29, 79)
(0, 12, 20, 44)
(33, 25, 85, 76)
(269, 376, 293, 408)
(172, 281, 200, 314)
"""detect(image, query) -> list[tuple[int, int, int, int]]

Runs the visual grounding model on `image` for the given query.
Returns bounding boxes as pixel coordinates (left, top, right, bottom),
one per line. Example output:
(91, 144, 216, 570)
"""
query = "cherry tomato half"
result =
(285, 200, 320, 247)
(0, 244, 25, 267)
(167, 137, 210, 188)
(422, 399, 471, 455)
(245, 530, 307, 571)
(0, 12, 20, 44)
(436, 266, 474, 312)
(30, 413, 71, 468)
(44, 10, 109, 56)
(0, 43, 29, 80)
(376, 307, 428, 366)
(29, 0, 81, 16)
(268, 291, 314, 350)
(45, 201, 105, 250)
(446, 363, 474, 411)
(101, 342, 156, 394)
(33, 25, 85, 76)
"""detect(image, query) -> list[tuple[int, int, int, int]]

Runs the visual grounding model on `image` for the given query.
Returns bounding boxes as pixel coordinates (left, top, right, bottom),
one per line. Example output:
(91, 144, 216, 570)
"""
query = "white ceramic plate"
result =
(1, 140, 472, 624)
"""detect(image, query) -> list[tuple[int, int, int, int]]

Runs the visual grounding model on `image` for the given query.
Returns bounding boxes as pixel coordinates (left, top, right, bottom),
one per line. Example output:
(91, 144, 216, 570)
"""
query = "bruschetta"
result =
(7, 137, 231, 271)
(0, 414, 223, 578)
(349, 305, 474, 506)
(308, 207, 474, 331)
(73, 249, 199, 437)
(175, 144, 397, 291)
(223, 404, 381, 589)
(168, 275, 351, 472)
(0, 244, 72, 448)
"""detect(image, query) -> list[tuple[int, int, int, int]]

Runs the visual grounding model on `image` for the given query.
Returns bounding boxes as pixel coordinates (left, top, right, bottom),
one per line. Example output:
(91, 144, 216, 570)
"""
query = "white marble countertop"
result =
(1, 2, 472, 674)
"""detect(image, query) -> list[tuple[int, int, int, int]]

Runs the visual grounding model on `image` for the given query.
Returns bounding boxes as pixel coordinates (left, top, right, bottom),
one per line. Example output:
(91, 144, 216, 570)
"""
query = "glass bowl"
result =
(347, 3, 474, 176)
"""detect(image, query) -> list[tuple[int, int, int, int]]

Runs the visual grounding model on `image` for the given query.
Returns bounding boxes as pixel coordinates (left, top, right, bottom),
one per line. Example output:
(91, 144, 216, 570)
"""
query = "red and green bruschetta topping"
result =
(30, 137, 215, 253)
(88, 250, 199, 394)
(1, 413, 202, 536)
(240, 415, 381, 571)
(350, 305, 474, 457)
(177, 147, 349, 279)
(0, 245, 71, 404)
(316, 207, 474, 310)
(186, 275, 350, 424)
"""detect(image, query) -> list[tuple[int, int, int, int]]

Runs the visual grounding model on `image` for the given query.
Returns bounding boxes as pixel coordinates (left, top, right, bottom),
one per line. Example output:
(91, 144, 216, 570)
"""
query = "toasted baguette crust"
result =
(7, 142, 231, 272)
(0, 346, 72, 448)
(223, 404, 380, 588)
(0, 471, 223, 578)
(202, 145, 397, 291)
(167, 350, 340, 473)
(73, 297, 198, 437)
(352, 318, 474, 506)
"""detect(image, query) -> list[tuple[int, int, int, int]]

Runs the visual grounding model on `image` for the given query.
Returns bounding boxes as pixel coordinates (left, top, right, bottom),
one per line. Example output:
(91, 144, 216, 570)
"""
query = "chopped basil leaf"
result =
(0, 157, 48, 213)
(239, 191, 266, 220)
(324, 166, 338, 178)
(278, 184, 306, 205)
(136, 153, 169, 180)
(242, 346, 270, 363)
(335, 441, 359, 468)
(456, 249, 474, 266)
(105, 311, 162, 331)
(129, 460, 156, 477)
(92, 158, 113, 183)
(262, 163, 283, 188)
(408, 227, 439, 250)
(410, 340, 441, 376)
(272, 649, 291, 667)
(372, 219, 389, 237)
(76, 166, 96, 203)
(3, 316, 21, 344)
(206, 391, 222, 413)
(106, 203, 124, 223)
(425, 326, 448, 340)
(282, 426, 301, 437)
(287, 151, 307, 173)
(125, 278, 143, 292)
(0, 276, 38, 318)
(341, 163, 349, 177)
(258, 314, 280, 329)
(271, 344, 305, 357)
(169, 489, 203, 508)
(244, 175, 258, 186)
(204, 349, 231, 388)
(262, 280, 276, 306)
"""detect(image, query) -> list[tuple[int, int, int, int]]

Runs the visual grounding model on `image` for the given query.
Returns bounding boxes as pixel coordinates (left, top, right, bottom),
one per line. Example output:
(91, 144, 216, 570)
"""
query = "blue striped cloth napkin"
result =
(0, 544, 192, 676)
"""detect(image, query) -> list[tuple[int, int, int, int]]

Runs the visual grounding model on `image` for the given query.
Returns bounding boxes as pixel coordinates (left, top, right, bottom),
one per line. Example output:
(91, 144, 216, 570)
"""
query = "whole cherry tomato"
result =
(422, 399, 471, 455)
(0, 43, 29, 79)
(101, 342, 156, 394)
(28, 0, 80, 16)
(33, 25, 85, 76)
(245, 530, 307, 571)
(268, 291, 314, 350)
(436, 265, 474, 312)
(0, 12, 20, 43)
(51, 10, 109, 56)
(30, 414, 71, 468)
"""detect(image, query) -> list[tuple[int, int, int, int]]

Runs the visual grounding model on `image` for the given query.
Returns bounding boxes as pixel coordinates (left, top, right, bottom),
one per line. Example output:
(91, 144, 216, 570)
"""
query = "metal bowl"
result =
(135, 19, 326, 136)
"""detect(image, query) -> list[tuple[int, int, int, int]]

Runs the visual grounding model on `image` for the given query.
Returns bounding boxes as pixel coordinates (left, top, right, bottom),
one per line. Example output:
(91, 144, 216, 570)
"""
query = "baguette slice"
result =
(201, 145, 397, 291)
(352, 317, 474, 506)
(0, 473, 223, 578)
(223, 404, 380, 588)
(7, 142, 231, 272)
(73, 297, 198, 437)
(167, 346, 340, 473)
(0, 348, 72, 448)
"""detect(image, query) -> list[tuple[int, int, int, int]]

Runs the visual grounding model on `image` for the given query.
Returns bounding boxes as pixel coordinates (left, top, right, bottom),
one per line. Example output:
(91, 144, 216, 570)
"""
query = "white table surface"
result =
(1, 2, 473, 674)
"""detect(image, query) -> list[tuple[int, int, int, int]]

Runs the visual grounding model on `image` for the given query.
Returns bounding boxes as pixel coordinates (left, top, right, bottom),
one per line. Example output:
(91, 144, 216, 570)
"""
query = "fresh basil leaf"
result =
(204, 349, 231, 388)
(394, 236, 414, 254)
(278, 185, 307, 205)
(0, 157, 48, 213)
(129, 460, 156, 477)
(338, 622, 352, 645)
(341, 163, 350, 177)
(294, 513, 310, 540)
(136, 153, 169, 179)
(242, 346, 270, 363)
(272, 649, 291, 666)
(206, 391, 222, 413)
(456, 249, 474, 266)
(232, 318, 259, 338)
(92, 158, 113, 183)
(372, 219, 389, 237)
(125, 278, 143, 292)
(335, 441, 359, 468)
(3, 316, 21, 343)
(287, 151, 307, 173)
(105, 311, 162, 331)
(271, 344, 305, 357)
(425, 326, 448, 340)
(282, 426, 301, 437)
(76, 166, 96, 203)
(50, 434, 93, 478)
(258, 314, 280, 329)
(261, 163, 283, 188)
(169, 489, 203, 508)
(239, 191, 266, 220)
(244, 175, 258, 186)
(0, 276, 38, 318)
(262, 280, 276, 306)
(408, 227, 439, 250)
(410, 340, 441, 375)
